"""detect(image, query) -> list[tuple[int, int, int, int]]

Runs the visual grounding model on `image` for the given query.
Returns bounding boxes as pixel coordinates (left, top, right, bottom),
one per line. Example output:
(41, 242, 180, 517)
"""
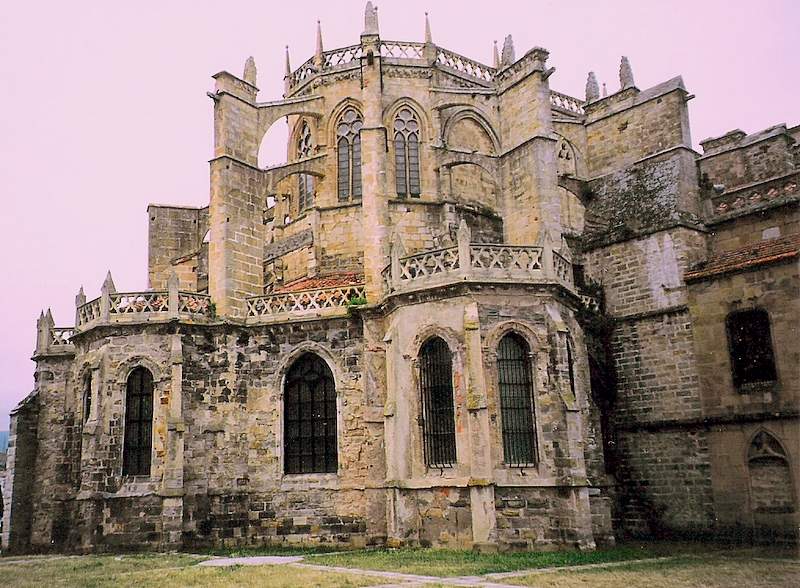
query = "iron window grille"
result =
(122, 367, 154, 476)
(336, 108, 363, 202)
(726, 309, 778, 391)
(394, 107, 421, 197)
(419, 337, 457, 468)
(297, 121, 315, 211)
(497, 333, 538, 467)
(284, 353, 338, 474)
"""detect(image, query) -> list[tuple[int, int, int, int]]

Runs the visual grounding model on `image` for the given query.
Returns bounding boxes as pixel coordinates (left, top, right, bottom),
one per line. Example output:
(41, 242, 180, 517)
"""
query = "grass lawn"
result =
(1, 542, 796, 587)
(309, 543, 662, 576)
(0, 553, 389, 588)
(504, 555, 800, 588)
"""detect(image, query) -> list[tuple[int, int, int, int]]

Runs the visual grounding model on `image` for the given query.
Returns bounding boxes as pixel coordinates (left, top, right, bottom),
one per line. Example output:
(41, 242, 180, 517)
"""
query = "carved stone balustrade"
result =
(246, 284, 366, 322)
(75, 277, 212, 331)
(550, 90, 586, 117)
(385, 239, 575, 294)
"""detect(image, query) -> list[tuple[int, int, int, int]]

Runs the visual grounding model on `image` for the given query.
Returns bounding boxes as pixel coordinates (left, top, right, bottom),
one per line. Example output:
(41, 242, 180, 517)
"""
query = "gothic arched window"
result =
(726, 309, 777, 391)
(336, 108, 363, 202)
(284, 353, 338, 474)
(297, 121, 315, 211)
(497, 333, 537, 466)
(82, 372, 92, 424)
(419, 337, 456, 468)
(123, 367, 154, 476)
(394, 107, 421, 197)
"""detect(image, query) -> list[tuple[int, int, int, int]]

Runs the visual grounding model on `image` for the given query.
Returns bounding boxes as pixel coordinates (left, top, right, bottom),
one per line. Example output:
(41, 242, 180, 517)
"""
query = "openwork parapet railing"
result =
(247, 284, 366, 318)
(436, 47, 495, 83)
(381, 40, 425, 60)
(550, 90, 586, 116)
(51, 327, 75, 347)
(76, 289, 211, 328)
(285, 40, 585, 114)
(35, 278, 212, 356)
(386, 222, 575, 294)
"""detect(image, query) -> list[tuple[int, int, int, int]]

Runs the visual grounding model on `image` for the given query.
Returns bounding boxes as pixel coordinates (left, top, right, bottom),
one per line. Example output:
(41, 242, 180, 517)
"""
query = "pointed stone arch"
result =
(442, 108, 500, 155)
(747, 430, 795, 514)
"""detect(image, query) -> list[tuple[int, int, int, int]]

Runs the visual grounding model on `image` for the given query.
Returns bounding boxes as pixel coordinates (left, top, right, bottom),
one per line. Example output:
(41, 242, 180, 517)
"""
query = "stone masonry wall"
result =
(179, 318, 387, 548)
(148, 205, 207, 290)
(585, 88, 689, 179)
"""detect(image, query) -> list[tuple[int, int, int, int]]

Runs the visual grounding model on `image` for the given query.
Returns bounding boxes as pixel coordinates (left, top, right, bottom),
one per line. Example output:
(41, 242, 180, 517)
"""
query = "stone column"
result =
(160, 332, 185, 547)
(359, 32, 389, 302)
(463, 302, 498, 546)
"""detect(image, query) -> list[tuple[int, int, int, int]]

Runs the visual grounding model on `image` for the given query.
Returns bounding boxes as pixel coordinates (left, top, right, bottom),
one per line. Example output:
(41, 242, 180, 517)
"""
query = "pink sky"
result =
(0, 0, 797, 428)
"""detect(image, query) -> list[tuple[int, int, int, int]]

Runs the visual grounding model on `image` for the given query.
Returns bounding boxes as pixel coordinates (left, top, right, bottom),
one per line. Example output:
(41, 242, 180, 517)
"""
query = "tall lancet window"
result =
(394, 107, 421, 197)
(419, 337, 457, 468)
(336, 108, 363, 201)
(497, 333, 537, 466)
(297, 121, 315, 211)
(123, 367, 154, 476)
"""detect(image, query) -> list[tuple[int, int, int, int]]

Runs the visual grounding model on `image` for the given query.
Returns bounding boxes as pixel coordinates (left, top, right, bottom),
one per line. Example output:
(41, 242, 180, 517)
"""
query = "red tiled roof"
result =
(273, 272, 364, 293)
(685, 234, 800, 282)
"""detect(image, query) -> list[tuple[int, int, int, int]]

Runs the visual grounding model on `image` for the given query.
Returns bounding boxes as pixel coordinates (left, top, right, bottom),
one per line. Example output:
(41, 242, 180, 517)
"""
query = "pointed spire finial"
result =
(102, 270, 116, 294)
(243, 56, 257, 86)
(45, 308, 54, 325)
(501, 34, 515, 67)
(315, 20, 324, 65)
(76, 285, 86, 307)
(493, 40, 500, 69)
(284, 45, 291, 77)
(424, 12, 432, 44)
(619, 56, 635, 89)
(363, 1, 379, 35)
(585, 71, 599, 103)
(602, 82, 608, 97)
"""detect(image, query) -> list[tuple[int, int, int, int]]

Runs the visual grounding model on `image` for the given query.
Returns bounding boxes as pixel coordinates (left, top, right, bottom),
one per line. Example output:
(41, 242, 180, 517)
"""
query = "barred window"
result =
(297, 121, 315, 211)
(726, 309, 777, 390)
(82, 373, 92, 424)
(394, 107, 421, 197)
(497, 333, 537, 466)
(419, 337, 456, 468)
(122, 367, 154, 476)
(284, 353, 338, 474)
(336, 108, 363, 202)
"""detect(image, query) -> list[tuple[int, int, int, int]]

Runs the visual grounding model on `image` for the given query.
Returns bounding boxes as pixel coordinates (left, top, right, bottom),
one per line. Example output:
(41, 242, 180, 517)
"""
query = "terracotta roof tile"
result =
(685, 234, 800, 282)
(273, 272, 364, 293)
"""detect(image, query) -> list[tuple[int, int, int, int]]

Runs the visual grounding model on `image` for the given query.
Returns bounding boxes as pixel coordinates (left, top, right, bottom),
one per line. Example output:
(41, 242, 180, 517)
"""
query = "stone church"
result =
(3, 4, 798, 553)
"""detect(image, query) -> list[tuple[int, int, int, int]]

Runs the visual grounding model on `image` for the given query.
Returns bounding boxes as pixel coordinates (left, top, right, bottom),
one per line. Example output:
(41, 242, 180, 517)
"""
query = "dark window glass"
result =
(497, 333, 537, 466)
(335, 108, 362, 201)
(352, 134, 362, 199)
(395, 134, 407, 196)
(284, 353, 337, 474)
(566, 337, 577, 397)
(82, 373, 92, 424)
(419, 337, 456, 467)
(337, 137, 350, 201)
(123, 367, 154, 476)
(408, 133, 420, 196)
(726, 309, 777, 390)
(393, 108, 421, 198)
